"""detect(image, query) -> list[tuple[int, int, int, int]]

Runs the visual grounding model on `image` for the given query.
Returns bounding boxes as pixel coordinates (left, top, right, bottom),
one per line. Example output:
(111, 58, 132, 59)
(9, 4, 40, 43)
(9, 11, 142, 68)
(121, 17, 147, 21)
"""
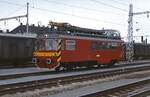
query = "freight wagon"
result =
(123, 43, 150, 60)
(0, 33, 36, 67)
(134, 43, 150, 59)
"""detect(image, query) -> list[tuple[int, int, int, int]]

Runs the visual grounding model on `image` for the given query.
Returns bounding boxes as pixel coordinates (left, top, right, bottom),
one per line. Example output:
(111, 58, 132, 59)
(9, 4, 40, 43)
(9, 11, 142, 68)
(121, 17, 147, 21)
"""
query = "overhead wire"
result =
(0, 0, 26, 7)
(0, 0, 27, 24)
(109, 0, 144, 11)
(43, 0, 127, 16)
(90, 0, 128, 12)
(98, 0, 147, 26)
(0, 0, 126, 26)
(107, 0, 129, 6)
(30, 6, 126, 26)
(5, 6, 25, 17)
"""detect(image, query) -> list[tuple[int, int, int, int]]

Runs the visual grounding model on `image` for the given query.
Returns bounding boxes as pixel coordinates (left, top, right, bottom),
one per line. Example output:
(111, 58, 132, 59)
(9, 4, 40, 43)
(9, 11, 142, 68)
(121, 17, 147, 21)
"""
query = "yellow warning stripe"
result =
(57, 45, 61, 50)
(57, 39, 62, 64)
(33, 52, 60, 57)
(57, 51, 61, 56)
(57, 57, 61, 62)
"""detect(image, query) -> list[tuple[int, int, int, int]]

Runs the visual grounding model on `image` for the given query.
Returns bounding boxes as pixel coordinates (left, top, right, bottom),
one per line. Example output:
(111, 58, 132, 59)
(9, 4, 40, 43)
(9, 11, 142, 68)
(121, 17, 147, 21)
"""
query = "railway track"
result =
(1, 62, 150, 96)
(0, 60, 150, 80)
(0, 70, 57, 80)
(81, 78, 150, 97)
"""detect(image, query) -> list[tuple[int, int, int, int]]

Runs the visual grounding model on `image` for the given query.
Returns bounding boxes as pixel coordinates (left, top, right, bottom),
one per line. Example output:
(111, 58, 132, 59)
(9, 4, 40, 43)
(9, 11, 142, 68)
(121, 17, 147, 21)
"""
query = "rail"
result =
(0, 62, 150, 96)
(0, 60, 150, 80)
(81, 78, 150, 97)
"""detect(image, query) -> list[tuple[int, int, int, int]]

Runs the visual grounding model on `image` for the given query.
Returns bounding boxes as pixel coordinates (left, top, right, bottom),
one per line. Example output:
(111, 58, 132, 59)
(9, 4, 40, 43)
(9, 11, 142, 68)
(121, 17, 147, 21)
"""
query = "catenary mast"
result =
(127, 4, 150, 61)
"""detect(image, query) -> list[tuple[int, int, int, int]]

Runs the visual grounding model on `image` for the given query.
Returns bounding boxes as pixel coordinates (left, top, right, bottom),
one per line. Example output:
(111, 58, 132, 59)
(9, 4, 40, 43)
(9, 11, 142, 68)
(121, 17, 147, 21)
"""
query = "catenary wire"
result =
(90, 0, 128, 12)
(0, 0, 127, 26)
(43, 0, 127, 16)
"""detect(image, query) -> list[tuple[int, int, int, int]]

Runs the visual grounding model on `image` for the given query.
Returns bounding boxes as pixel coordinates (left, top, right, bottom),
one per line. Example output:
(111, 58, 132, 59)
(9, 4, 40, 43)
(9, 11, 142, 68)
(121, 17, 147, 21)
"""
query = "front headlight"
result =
(32, 58, 37, 63)
(46, 59, 51, 64)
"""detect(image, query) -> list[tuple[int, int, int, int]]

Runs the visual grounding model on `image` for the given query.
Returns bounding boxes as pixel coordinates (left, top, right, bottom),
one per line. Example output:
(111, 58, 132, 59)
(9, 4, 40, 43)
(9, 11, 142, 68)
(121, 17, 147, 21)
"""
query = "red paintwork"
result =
(62, 38, 123, 63)
(35, 37, 124, 69)
(36, 56, 58, 69)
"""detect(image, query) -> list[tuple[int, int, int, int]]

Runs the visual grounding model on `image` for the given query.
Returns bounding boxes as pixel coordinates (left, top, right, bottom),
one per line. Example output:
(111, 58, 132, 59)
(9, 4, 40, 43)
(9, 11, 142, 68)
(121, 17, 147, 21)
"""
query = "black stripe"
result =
(57, 55, 61, 58)
(58, 48, 61, 51)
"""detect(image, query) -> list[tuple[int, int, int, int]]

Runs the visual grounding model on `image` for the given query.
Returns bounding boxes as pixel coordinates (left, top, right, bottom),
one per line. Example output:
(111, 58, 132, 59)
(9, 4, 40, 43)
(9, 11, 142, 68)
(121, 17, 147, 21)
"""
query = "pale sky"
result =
(0, 0, 150, 42)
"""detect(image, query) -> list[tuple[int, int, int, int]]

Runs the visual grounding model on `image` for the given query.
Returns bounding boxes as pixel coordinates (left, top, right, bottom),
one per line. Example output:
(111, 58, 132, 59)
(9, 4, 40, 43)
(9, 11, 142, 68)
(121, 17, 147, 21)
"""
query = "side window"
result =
(105, 42, 118, 49)
(92, 41, 97, 50)
(66, 40, 76, 50)
(92, 41, 105, 50)
(111, 42, 118, 48)
(92, 41, 119, 50)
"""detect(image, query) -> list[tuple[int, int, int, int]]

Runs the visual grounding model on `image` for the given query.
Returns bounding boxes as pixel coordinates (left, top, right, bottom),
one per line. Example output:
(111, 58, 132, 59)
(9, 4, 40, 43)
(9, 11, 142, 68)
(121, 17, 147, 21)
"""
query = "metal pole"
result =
(127, 4, 150, 61)
(26, 2, 29, 33)
(0, 15, 27, 21)
(127, 4, 134, 61)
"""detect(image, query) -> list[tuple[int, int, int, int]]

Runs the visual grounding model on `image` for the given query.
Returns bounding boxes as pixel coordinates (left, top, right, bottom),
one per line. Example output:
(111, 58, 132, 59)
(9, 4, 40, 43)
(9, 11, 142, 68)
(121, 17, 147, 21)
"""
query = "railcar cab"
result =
(33, 34, 61, 69)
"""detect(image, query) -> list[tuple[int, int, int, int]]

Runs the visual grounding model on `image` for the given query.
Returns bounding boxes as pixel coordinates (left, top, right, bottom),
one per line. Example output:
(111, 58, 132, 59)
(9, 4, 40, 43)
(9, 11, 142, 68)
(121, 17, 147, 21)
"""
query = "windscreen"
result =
(36, 38, 57, 51)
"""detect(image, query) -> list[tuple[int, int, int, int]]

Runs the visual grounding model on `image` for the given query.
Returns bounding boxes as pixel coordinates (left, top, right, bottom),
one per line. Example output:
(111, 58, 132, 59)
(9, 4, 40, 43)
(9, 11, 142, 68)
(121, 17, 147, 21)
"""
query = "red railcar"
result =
(33, 23, 124, 70)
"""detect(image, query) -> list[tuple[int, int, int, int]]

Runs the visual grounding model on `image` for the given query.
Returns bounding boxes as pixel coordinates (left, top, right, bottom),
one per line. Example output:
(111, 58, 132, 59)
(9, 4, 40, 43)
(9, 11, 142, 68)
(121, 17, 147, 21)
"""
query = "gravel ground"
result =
(2, 70, 150, 97)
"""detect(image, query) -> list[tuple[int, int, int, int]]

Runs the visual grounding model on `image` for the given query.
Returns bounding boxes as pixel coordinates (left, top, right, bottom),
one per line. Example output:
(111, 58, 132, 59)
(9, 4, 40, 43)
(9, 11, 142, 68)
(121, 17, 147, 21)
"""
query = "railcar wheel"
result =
(107, 60, 116, 67)
(97, 64, 102, 68)
(86, 65, 93, 69)
(66, 66, 73, 71)
(55, 66, 61, 71)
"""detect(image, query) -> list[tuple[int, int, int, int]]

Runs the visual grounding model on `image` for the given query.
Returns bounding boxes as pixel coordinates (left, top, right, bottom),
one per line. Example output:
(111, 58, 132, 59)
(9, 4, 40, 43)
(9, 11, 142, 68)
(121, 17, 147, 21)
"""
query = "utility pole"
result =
(127, 4, 150, 61)
(127, 4, 134, 61)
(0, 3, 29, 33)
(26, 2, 29, 33)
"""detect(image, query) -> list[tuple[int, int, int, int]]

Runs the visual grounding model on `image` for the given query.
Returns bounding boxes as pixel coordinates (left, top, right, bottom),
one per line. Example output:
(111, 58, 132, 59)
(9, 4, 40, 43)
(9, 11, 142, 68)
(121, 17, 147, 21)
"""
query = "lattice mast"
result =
(127, 4, 150, 61)
(127, 4, 134, 61)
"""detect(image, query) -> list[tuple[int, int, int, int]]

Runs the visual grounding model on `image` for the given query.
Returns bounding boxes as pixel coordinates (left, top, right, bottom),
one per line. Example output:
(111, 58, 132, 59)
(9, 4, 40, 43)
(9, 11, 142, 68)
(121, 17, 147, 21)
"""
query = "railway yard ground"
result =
(1, 59, 150, 76)
(0, 60, 150, 97)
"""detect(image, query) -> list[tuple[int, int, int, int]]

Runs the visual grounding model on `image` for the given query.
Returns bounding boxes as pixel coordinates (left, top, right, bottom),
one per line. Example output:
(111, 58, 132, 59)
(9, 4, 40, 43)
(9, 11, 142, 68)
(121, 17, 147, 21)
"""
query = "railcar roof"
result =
(44, 29, 121, 40)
